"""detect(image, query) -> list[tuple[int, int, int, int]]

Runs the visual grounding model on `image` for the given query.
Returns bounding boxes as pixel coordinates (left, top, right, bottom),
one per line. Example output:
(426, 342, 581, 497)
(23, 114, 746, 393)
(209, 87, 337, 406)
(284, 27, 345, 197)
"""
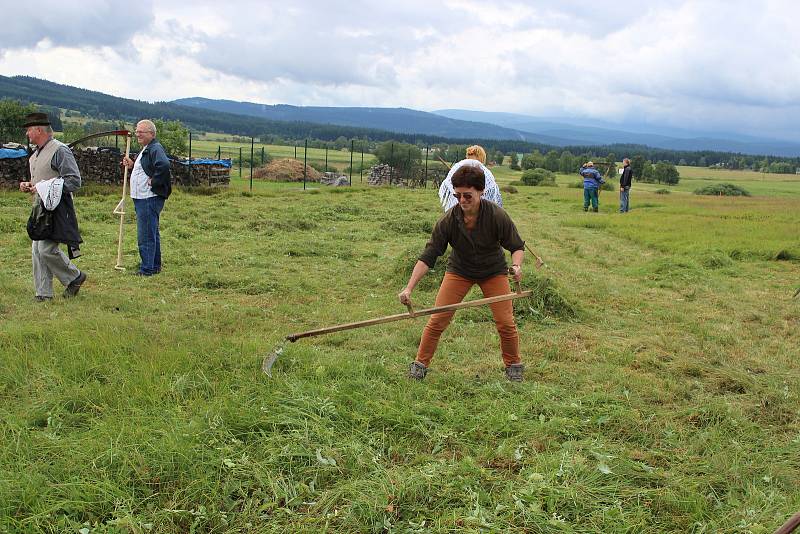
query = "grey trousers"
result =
(32, 240, 80, 297)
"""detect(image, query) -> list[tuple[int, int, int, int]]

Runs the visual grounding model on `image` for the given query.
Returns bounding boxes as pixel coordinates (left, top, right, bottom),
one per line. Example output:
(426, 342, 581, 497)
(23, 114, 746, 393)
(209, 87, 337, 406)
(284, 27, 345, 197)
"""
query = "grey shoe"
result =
(63, 271, 86, 298)
(34, 295, 53, 303)
(408, 361, 428, 380)
(505, 363, 524, 382)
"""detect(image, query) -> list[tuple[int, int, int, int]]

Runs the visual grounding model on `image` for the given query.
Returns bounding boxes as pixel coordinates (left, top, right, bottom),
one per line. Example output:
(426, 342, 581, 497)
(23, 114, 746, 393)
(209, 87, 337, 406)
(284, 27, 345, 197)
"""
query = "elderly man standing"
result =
(18, 112, 86, 302)
(122, 120, 172, 276)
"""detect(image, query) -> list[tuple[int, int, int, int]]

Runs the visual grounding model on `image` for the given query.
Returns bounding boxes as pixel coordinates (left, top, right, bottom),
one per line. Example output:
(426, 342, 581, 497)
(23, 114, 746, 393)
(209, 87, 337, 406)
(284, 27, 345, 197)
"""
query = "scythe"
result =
(68, 129, 131, 270)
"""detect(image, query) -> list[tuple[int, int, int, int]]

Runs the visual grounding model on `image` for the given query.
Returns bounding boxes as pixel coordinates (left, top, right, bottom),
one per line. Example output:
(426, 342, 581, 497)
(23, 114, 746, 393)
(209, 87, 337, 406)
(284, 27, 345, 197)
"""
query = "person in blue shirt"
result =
(580, 161, 604, 212)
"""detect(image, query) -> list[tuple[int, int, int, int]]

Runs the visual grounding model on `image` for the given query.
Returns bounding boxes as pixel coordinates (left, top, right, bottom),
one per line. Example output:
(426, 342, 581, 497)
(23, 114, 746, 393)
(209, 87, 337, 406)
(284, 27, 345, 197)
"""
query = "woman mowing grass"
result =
(398, 165, 526, 382)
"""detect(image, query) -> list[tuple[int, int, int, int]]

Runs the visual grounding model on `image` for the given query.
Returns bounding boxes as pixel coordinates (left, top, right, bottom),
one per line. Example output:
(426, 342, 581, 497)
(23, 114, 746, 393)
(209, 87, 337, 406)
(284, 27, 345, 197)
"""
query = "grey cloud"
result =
(0, 0, 154, 51)
(4, 0, 800, 141)
(170, 0, 475, 87)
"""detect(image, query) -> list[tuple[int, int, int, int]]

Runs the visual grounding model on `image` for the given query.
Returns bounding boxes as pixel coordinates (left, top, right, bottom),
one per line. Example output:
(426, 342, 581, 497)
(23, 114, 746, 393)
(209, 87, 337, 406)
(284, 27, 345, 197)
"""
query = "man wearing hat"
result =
(579, 161, 604, 212)
(18, 112, 86, 302)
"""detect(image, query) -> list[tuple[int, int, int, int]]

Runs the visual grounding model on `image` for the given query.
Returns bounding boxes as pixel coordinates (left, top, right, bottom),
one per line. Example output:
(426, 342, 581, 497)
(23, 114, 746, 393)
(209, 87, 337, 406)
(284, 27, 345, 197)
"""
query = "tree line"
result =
(2, 80, 798, 175)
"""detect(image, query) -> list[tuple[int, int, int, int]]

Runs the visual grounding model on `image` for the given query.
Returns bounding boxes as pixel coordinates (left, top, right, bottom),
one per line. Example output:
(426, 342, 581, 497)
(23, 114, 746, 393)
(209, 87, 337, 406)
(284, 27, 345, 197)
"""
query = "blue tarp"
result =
(0, 148, 28, 160)
(172, 158, 232, 168)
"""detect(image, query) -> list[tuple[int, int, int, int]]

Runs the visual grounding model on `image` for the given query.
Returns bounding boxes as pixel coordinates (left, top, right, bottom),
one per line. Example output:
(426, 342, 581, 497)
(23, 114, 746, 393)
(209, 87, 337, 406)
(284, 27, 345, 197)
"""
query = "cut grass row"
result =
(0, 169, 798, 532)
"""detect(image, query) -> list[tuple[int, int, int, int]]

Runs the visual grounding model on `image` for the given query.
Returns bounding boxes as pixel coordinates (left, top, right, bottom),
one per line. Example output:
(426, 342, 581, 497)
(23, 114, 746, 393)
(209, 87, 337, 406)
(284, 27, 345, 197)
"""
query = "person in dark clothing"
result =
(619, 158, 633, 213)
(398, 165, 526, 382)
(122, 120, 172, 276)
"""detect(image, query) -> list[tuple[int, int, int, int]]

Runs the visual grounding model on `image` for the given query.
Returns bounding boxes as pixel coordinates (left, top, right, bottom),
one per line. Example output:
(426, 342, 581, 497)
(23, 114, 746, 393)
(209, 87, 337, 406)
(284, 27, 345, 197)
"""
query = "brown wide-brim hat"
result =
(22, 112, 51, 128)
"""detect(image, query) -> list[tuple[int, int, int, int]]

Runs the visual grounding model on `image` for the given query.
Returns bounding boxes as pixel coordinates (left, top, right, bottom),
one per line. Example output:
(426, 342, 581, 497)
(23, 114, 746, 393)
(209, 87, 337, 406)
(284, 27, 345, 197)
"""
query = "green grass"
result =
(190, 139, 377, 176)
(1, 172, 798, 532)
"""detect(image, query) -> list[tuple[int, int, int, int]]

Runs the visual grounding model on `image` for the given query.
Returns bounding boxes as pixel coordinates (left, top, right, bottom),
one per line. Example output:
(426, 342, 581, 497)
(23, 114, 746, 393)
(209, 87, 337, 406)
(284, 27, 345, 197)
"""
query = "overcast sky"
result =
(1, 0, 797, 140)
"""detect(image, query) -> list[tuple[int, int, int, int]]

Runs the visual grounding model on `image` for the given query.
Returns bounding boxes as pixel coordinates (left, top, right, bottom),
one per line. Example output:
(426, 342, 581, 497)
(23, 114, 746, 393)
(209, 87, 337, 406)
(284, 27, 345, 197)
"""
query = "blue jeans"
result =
(583, 187, 599, 211)
(620, 187, 630, 212)
(133, 196, 165, 275)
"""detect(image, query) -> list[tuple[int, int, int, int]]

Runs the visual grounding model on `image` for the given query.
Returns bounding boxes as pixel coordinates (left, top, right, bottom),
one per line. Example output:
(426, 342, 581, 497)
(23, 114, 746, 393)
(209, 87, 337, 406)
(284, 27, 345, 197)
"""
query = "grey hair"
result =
(137, 119, 157, 136)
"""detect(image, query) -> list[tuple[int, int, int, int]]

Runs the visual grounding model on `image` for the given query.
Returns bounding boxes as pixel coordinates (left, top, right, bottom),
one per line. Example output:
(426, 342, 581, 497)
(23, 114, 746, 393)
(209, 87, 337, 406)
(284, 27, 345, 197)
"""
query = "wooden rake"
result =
(261, 277, 532, 376)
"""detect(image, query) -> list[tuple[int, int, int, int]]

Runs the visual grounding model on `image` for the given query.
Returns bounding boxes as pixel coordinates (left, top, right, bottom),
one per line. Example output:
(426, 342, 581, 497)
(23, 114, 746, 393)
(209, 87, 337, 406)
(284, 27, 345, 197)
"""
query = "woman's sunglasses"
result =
(452, 192, 475, 200)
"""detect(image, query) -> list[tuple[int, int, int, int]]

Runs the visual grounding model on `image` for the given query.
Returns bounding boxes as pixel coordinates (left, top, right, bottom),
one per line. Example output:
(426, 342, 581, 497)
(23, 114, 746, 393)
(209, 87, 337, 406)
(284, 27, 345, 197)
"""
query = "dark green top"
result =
(419, 199, 525, 280)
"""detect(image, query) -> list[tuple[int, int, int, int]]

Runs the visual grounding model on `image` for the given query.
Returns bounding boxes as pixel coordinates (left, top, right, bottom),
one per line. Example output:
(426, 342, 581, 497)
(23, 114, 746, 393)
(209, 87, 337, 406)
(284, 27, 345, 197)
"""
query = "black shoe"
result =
(505, 363, 524, 382)
(408, 361, 428, 380)
(63, 271, 86, 298)
(34, 295, 53, 303)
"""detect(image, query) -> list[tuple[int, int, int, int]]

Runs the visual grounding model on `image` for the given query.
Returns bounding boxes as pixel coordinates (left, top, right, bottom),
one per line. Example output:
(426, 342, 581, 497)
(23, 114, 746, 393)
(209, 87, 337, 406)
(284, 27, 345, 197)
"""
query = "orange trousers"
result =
(416, 272, 521, 367)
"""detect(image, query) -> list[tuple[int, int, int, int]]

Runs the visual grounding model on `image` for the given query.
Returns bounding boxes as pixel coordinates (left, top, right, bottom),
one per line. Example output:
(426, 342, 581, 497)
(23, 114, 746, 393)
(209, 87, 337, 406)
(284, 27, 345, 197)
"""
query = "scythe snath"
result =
(262, 278, 532, 376)
(67, 129, 132, 270)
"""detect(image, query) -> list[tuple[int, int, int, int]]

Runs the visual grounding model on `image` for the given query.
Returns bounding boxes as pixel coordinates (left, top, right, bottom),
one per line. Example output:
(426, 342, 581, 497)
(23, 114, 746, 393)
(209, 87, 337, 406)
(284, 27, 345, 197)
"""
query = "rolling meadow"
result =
(0, 162, 798, 532)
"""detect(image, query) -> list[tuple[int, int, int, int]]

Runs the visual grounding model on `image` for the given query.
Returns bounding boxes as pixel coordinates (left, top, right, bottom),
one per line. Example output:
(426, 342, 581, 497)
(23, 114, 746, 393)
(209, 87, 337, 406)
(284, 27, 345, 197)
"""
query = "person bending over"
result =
(400, 165, 526, 382)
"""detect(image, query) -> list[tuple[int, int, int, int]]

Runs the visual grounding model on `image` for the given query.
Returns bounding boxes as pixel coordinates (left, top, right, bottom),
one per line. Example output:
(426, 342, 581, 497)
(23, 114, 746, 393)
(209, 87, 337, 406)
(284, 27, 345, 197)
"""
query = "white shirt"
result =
(438, 159, 503, 211)
(130, 150, 156, 199)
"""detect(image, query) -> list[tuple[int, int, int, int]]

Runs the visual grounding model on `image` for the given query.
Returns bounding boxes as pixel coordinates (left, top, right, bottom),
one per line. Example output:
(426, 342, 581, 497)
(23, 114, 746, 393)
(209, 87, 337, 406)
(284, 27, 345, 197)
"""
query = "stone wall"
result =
(367, 163, 445, 188)
(0, 146, 230, 189)
(0, 156, 28, 189)
(367, 164, 402, 186)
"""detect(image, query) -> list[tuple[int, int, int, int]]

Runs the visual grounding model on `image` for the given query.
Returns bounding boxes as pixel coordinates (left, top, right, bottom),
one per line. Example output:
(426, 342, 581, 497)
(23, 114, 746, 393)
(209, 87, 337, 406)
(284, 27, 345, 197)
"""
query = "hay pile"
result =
(693, 183, 751, 196)
(253, 158, 322, 182)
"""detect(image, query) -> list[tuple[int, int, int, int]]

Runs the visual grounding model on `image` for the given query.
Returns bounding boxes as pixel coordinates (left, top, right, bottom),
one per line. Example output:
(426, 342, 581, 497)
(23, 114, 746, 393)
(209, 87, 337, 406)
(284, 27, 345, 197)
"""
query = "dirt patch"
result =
(253, 158, 322, 182)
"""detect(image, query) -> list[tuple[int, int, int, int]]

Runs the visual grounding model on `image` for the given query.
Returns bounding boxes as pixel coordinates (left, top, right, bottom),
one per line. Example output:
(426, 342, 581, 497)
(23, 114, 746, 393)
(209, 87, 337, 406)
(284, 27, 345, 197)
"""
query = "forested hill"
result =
(0, 75, 556, 147)
(2, 75, 798, 166)
(171, 97, 567, 144)
(0, 75, 426, 143)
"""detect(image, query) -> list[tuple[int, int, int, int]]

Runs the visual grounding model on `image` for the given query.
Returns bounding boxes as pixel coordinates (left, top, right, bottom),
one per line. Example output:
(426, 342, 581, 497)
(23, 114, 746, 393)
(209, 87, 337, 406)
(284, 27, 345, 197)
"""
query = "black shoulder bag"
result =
(26, 199, 54, 241)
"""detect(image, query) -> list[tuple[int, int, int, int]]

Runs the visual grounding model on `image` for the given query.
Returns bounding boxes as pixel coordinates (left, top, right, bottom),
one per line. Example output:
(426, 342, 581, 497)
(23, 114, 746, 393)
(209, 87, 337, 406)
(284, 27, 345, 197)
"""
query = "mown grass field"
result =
(189, 139, 379, 176)
(1, 167, 798, 532)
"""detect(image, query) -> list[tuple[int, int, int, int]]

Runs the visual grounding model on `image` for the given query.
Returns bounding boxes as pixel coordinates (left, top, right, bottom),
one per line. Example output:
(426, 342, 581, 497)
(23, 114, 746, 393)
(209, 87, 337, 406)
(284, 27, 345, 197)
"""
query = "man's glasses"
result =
(452, 192, 475, 200)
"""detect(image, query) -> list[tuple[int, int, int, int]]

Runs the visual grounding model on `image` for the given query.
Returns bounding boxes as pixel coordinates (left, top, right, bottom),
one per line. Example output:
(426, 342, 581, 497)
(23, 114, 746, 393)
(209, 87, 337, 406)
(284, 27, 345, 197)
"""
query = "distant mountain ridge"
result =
(175, 97, 800, 157)
(172, 97, 572, 144)
(433, 109, 800, 157)
(3, 75, 799, 157)
(0, 75, 510, 147)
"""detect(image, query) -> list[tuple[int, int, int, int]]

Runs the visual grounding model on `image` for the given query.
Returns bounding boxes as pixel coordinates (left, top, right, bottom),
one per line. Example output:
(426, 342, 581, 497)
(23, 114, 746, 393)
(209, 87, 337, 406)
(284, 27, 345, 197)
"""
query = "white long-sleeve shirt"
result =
(437, 159, 503, 211)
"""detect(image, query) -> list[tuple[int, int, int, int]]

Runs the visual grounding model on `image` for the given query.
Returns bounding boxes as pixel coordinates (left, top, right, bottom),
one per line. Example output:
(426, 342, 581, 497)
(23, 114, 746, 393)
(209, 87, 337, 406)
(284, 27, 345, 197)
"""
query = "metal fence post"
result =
(349, 140, 354, 185)
(425, 146, 429, 187)
(303, 139, 307, 190)
(250, 137, 254, 191)
(188, 131, 192, 183)
(325, 145, 328, 173)
(239, 147, 242, 180)
(390, 142, 394, 184)
(360, 142, 364, 183)
(261, 146, 265, 165)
